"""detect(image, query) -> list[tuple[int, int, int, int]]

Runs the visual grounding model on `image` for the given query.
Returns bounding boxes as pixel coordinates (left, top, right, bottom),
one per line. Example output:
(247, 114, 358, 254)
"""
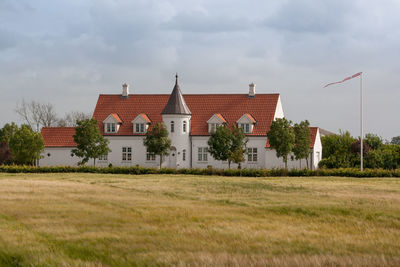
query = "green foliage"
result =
(8, 125, 44, 165)
(293, 120, 311, 168)
(228, 125, 248, 168)
(319, 130, 356, 168)
(1, 165, 400, 178)
(0, 122, 18, 143)
(143, 123, 171, 169)
(207, 124, 248, 169)
(267, 118, 295, 169)
(364, 133, 383, 150)
(391, 136, 400, 145)
(72, 119, 111, 166)
(0, 142, 12, 164)
(207, 125, 231, 162)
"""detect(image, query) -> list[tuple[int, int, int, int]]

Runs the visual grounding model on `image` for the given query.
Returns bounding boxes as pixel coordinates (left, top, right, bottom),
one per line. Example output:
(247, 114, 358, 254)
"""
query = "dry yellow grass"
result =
(0, 173, 399, 266)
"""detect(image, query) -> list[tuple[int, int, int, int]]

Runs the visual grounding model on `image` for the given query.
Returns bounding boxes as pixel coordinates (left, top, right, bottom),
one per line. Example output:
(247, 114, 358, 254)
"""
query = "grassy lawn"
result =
(0, 173, 399, 266)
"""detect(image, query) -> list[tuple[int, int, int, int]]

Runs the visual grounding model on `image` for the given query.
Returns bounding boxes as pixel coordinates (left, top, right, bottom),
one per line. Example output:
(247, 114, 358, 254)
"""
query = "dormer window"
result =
(240, 123, 250, 133)
(103, 113, 122, 134)
(132, 113, 151, 134)
(207, 113, 227, 134)
(236, 113, 256, 134)
(106, 123, 116, 133)
(135, 123, 145, 133)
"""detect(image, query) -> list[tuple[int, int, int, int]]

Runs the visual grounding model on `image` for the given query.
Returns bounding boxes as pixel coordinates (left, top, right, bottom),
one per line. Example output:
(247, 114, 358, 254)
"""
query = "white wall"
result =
(40, 147, 81, 166)
(274, 95, 285, 119)
(311, 129, 322, 169)
(105, 136, 160, 168)
(162, 114, 192, 168)
(191, 136, 267, 169)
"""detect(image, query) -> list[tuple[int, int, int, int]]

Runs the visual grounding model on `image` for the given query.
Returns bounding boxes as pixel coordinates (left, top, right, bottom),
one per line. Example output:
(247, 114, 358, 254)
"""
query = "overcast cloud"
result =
(0, 0, 399, 139)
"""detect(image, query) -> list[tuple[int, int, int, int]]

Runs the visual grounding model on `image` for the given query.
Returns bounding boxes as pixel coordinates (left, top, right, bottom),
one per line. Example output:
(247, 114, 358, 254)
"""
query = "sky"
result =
(1, 0, 399, 140)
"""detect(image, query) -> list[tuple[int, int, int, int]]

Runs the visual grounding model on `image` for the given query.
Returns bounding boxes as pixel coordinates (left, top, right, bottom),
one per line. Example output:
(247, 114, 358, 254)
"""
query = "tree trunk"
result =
(93, 158, 96, 167)
(306, 157, 309, 170)
(159, 155, 162, 169)
(228, 160, 231, 169)
(299, 159, 302, 169)
(284, 156, 288, 170)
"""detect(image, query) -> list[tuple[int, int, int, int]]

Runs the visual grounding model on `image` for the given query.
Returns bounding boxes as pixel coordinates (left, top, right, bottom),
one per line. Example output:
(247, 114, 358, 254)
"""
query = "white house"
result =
(40, 75, 322, 169)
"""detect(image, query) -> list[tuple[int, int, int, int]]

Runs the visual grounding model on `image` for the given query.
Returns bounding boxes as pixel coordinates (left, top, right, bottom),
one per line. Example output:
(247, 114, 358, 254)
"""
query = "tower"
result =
(161, 74, 192, 168)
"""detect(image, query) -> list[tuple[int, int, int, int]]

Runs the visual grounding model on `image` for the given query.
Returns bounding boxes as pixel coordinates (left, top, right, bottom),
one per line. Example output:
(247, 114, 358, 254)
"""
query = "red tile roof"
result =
(93, 94, 280, 136)
(265, 127, 319, 148)
(41, 127, 76, 147)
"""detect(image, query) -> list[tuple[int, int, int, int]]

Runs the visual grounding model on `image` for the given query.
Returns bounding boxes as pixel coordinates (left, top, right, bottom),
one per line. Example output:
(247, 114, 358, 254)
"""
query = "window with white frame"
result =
(247, 147, 258, 162)
(198, 147, 208, 162)
(210, 123, 217, 133)
(171, 121, 175, 133)
(122, 147, 132, 161)
(135, 123, 145, 133)
(182, 149, 186, 161)
(183, 121, 187, 133)
(240, 123, 250, 133)
(106, 123, 116, 133)
(146, 149, 156, 161)
(98, 154, 108, 161)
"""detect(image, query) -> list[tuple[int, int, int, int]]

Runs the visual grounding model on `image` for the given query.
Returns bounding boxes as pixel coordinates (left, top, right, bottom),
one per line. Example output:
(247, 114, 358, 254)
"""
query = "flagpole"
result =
(360, 73, 363, 171)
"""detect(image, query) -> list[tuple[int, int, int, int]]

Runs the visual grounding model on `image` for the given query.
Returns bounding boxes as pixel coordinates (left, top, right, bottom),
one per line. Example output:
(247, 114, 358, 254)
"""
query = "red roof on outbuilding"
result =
(92, 94, 280, 136)
(41, 127, 76, 147)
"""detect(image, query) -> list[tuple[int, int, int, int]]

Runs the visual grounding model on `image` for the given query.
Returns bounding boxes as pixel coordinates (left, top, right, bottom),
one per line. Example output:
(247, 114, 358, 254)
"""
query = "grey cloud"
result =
(162, 12, 251, 33)
(265, 0, 354, 34)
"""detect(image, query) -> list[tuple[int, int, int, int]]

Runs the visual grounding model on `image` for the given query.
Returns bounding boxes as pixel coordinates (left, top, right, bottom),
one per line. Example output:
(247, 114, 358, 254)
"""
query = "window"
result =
(106, 123, 116, 133)
(146, 149, 156, 161)
(99, 154, 108, 161)
(183, 121, 187, 133)
(210, 123, 217, 133)
(247, 148, 258, 162)
(122, 147, 132, 161)
(135, 123, 145, 133)
(198, 147, 208, 162)
(171, 121, 175, 133)
(240, 123, 250, 133)
(182, 149, 186, 161)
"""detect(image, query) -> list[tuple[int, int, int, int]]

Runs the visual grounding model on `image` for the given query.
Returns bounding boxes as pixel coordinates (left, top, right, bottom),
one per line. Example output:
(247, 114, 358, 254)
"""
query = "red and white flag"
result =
(324, 72, 362, 88)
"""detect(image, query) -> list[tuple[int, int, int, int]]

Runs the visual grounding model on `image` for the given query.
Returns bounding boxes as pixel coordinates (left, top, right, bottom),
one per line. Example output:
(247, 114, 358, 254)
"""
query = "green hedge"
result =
(0, 165, 399, 177)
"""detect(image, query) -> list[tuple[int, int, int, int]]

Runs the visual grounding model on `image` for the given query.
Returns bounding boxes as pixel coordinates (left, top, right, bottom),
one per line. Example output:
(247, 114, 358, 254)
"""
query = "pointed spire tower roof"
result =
(161, 74, 192, 115)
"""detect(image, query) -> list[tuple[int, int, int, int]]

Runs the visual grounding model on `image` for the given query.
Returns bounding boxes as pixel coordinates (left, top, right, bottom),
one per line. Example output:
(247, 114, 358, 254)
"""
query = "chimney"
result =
(122, 83, 129, 98)
(249, 83, 256, 97)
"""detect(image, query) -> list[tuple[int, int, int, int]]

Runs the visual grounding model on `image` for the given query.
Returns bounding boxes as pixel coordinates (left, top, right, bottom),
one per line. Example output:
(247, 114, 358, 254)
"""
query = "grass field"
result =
(0, 173, 399, 266)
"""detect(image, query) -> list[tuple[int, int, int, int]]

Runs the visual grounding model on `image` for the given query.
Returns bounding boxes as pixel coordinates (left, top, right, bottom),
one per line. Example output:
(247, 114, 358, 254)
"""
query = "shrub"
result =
(0, 165, 399, 178)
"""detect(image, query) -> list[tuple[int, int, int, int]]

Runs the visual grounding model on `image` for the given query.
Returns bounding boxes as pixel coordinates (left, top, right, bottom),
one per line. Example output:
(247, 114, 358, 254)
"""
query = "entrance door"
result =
(169, 146, 177, 168)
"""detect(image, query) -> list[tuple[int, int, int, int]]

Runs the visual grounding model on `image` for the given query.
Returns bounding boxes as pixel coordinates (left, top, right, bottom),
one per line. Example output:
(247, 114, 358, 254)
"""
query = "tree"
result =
(391, 136, 400, 145)
(319, 130, 356, 168)
(72, 119, 111, 166)
(143, 123, 171, 169)
(351, 140, 371, 155)
(207, 125, 248, 169)
(228, 125, 248, 169)
(267, 118, 295, 169)
(0, 122, 19, 143)
(0, 142, 12, 164)
(57, 111, 91, 127)
(293, 120, 311, 169)
(365, 133, 383, 150)
(15, 100, 57, 131)
(208, 125, 232, 168)
(8, 125, 44, 165)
